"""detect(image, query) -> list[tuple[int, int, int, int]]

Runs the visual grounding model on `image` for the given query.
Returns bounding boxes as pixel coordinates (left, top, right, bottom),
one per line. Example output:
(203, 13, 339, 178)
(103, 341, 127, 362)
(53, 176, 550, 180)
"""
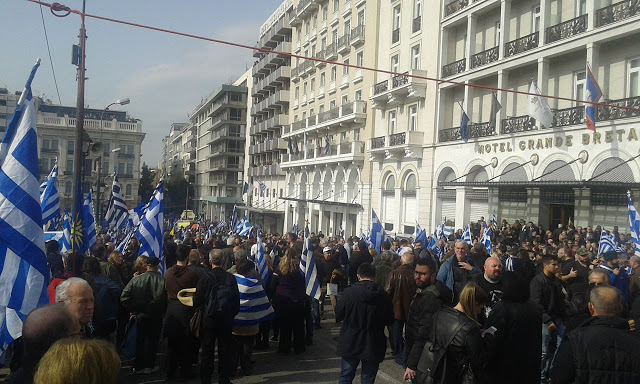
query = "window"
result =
(388, 111, 397, 134)
(344, 20, 351, 35)
(322, 5, 328, 20)
(333, 0, 339, 13)
(40, 158, 49, 172)
(576, 0, 586, 16)
(391, 55, 399, 72)
(66, 159, 73, 173)
(330, 99, 337, 108)
(393, 6, 401, 29)
(64, 181, 72, 195)
(127, 144, 134, 155)
(303, 82, 308, 95)
(321, 37, 327, 50)
(311, 45, 316, 56)
(313, 13, 318, 29)
(68, 140, 74, 154)
(118, 162, 125, 174)
(629, 58, 640, 97)
(343, 59, 349, 75)
(358, 9, 365, 26)
(408, 105, 418, 131)
(354, 129, 360, 141)
(311, 78, 316, 92)
(295, 86, 300, 99)
(355, 89, 362, 100)
(382, 173, 396, 226)
(402, 173, 417, 228)
(319, 104, 325, 114)
(341, 132, 347, 141)
(331, 66, 337, 81)
(414, 0, 422, 19)
(495, 21, 501, 47)
(126, 163, 133, 175)
(126, 184, 132, 196)
(305, 20, 310, 34)
(574, 71, 586, 105)
(411, 44, 420, 69)
(356, 50, 364, 66)
(533, 6, 541, 33)
(103, 142, 110, 155)
(332, 29, 338, 44)
(320, 72, 326, 86)
(341, 95, 349, 105)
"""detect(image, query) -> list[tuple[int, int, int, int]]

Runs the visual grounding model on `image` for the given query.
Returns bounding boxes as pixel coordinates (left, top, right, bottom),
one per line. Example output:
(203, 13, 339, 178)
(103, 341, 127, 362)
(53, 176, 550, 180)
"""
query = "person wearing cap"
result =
(600, 250, 631, 303)
(561, 248, 591, 297)
(120, 256, 167, 375)
(385, 247, 416, 366)
(318, 246, 338, 319)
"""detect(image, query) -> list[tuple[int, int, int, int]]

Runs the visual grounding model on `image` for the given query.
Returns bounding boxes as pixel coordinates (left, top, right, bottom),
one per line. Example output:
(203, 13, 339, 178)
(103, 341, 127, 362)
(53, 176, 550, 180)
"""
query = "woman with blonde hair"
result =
(34, 338, 121, 384)
(270, 247, 306, 354)
(132, 255, 149, 277)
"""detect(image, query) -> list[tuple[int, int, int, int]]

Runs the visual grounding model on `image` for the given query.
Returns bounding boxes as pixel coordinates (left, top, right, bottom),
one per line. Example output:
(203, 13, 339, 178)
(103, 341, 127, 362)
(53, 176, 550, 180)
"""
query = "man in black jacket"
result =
(403, 258, 452, 381)
(336, 263, 393, 384)
(551, 286, 640, 383)
(530, 255, 566, 382)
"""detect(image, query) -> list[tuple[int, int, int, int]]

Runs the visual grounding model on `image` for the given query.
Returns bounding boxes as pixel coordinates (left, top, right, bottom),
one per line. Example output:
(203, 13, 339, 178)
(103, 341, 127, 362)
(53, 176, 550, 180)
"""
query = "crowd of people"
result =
(3, 216, 640, 384)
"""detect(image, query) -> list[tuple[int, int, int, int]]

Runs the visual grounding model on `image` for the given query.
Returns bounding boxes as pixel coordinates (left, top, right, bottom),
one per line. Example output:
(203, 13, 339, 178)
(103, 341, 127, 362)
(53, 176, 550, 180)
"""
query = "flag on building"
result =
(370, 209, 387, 254)
(628, 192, 640, 256)
(83, 190, 97, 252)
(526, 80, 554, 129)
(585, 64, 603, 132)
(489, 92, 502, 129)
(104, 168, 128, 229)
(40, 163, 60, 229)
(462, 226, 472, 245)
(460, 111, 470, 143)
(243, 182, 249, 195)
(254, 230, 269, 285)
(233, 273, 274, 327)
(299, 224, 321, 300)
(0, 60, 49, 355)
(324, 132, 330, 155)
(287, 137, 294, 154)
(136, 180, 165, 274)
(259, 182, 266, 197)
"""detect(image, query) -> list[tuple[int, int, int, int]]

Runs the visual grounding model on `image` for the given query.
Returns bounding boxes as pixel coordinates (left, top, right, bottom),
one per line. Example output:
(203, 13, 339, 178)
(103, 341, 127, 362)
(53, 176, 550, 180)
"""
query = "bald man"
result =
(551, 286, 640, 383)
(7, 303, 80, 384)
(471, 256, 504, 322)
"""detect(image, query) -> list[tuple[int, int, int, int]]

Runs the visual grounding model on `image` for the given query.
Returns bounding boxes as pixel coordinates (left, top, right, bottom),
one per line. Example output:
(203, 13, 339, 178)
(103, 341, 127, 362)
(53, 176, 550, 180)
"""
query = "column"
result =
(463, 80, 474, 121)
(342, 206, 348, 237)
(440, 27, 450, 74)
(465, 14, 477, 63)
(539, 0, 550, 47)
(318, 205, 325, 234)
(395, 186, 403, 235)
(497, 69, 509, 128)
(487, 187, 500, 222)
(526, 188, 541, 224)
(455, 187, 470, 229)
(586, 42, 600, 83)
(586, 0, 596, 31)
(498, 0, 511, 60)
(329, 209, 336, 236)
(537, 58, 550, 117)
(573, 188, 591, 228)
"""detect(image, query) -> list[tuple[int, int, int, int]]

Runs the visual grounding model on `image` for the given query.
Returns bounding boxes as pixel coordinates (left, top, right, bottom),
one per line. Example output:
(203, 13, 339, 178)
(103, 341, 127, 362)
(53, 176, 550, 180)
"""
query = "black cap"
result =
(147, 256, 161, 267)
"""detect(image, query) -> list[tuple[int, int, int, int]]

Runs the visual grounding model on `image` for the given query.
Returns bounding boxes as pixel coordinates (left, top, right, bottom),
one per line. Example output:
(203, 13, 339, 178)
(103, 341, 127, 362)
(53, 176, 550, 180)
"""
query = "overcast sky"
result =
(1, 0, 282, 166)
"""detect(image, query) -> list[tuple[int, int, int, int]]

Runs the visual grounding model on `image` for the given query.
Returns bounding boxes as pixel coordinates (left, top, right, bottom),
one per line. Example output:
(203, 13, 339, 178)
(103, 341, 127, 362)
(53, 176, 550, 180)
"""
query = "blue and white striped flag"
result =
(414, 222, 422, 239)
(481, 228, 492, 254)
(40, 163, 60, 229)
(136, 180, 164, 274)
(370, 210, 387, 254)
(237, 217, 251, 237)
(233, 273, 274, 327)
(254, 230, 269, 285)
(292, 224, 300, 236)
(443, 225, 454, 238)
(462, 226, 472, 245)
(207, 223, 215, 240)
(115, 230, 134, 253)
(259, 182, 266, 197)
(0, 60, 49, 354)
(60, 211, 72, 252)
(299, 225, 321, 300)
(426, 235, 442, 257)
(39, 161, 58, 195)
(83, 190, 97, 252)
(104, 169, 128, 229)
(216, 221, 226, 230)
(627, 192, 640, 256)
(491, 213, 498, 228)
(598, 228, 615, 255)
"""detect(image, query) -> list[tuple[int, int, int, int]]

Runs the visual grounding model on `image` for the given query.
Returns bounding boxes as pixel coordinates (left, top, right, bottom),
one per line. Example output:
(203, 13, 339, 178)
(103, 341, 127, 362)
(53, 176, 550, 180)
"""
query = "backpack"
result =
(204, 272, 239, 320)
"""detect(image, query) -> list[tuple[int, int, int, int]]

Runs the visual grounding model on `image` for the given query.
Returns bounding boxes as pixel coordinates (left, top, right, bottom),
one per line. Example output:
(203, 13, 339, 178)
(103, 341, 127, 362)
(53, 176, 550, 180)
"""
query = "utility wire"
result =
(29, 0, 640, 114)
(38, 1, 62, 105)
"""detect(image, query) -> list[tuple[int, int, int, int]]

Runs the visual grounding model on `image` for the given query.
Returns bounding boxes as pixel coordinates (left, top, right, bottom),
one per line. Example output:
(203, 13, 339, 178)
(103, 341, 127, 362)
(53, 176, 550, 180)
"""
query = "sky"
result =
(1, 0, 283, 166)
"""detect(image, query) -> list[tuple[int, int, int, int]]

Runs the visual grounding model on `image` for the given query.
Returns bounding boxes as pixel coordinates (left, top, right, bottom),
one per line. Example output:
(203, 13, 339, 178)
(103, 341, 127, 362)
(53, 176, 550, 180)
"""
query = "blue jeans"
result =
(541, 317, 565, 379)
(339, 358, 379, 384)
(391, 320, 405, 365)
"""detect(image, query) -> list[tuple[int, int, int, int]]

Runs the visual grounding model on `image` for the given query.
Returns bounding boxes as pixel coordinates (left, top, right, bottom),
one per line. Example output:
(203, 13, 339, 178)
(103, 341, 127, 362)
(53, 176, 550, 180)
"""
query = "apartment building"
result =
(366, 0, 441, 236)
(432, 0, 640, 229)
(282, 0, 381, 237)
(192, 82, 249, 221)
(248, 0, 293, 233)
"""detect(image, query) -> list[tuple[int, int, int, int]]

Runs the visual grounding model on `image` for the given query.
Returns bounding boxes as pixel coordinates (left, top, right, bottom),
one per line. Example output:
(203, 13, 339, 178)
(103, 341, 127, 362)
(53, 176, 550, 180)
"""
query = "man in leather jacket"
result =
(551, 286, 640, 383)
(385, 248, 417, 365)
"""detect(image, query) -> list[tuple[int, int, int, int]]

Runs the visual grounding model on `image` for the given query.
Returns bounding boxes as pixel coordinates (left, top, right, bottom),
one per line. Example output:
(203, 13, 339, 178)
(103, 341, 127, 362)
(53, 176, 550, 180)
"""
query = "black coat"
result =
(336, 280, 393, 362)
(348, 250, 372, 283)
(551, 316, 640, 384)
(529, 272, 565, 323)
(405, 280, 453, 370)
(484, 300, 541, 384)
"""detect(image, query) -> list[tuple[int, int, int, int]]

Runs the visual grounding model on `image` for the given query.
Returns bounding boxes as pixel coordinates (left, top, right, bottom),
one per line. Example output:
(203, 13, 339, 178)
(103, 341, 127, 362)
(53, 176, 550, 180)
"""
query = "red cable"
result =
(29, 0, 640, 113)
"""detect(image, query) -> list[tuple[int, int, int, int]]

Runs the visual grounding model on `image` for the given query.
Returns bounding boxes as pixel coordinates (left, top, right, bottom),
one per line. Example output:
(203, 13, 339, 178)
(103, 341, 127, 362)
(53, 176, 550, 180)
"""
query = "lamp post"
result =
(185, 182, 192, 212)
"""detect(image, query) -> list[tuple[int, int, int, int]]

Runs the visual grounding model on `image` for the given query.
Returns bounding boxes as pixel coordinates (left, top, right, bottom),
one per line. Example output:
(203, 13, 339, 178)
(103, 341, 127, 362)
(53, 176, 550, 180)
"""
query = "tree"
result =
(138, 162, 155, 203)
(165, 170, 189, 215)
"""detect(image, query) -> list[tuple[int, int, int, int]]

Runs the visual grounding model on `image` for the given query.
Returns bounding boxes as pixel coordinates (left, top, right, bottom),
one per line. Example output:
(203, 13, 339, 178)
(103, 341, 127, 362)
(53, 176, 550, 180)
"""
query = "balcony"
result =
(412, 16, 421, 33)
(504, 32, 539, 58)
(370, 70, 428, 109)
(253, 66, 291, 95)
(283, 100, 367, 138)
(248, 163, 284, 177)
(368, 131, 424, 160)
(257, 14, 291, 48)
(442, 58, 466, 78)
(444, 0, 469, 17)
(315, 49, 326, 67)
(350, 25, 365, 47)
(340, 74, 350, 89)
(337, 33, 351, 55)
(118, 152, 135, 159)
(296, 0, 319, 19)
(301, 94, 307, 106)
(291, 66, 301, 82)
(209, 126, 244, 144)
(251, 114, 289, 135)
(391, 28, 400, 44)
(41, 147, 58, 154)
(249, 138, 287, 155)
(545, 14, 587, 44)
(470, 46, 499, 69)
(252, 41, 292, 76)
(281, 140, 365, 168)
(596, 0, 640, 27)
(325, 43, 338, 61)
(439, 122, 496, 142)
(328, 80, 337, 94)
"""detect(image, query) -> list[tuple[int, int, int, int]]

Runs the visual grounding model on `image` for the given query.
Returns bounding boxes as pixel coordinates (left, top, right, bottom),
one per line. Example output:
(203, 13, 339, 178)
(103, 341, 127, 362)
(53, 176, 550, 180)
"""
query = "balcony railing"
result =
(596, 0, 640, 27)
(505, 32, 539, 58)
(470, 46, 499, 69)
(413, 16, 422, 33)
(552, 106, 583, 127)
(373, 80, 389, 95)
(442, 58, 466, 78)
(325, 43, 337, 60)
(389, 132, 407, 146)
(597, 96, 640, 121)
(41, 148, 58, 153)
(545, 14, 587, 44)
(392, 72, 409, 88)
(391, 28, 400, 44)
(444, 0, 469, 17)
(337, 33, 351, 54)
(501, 115, 536, 134)
(371, 136, 386, 149)
(350, 25, 366, 46)
(439, 122, 496, 142)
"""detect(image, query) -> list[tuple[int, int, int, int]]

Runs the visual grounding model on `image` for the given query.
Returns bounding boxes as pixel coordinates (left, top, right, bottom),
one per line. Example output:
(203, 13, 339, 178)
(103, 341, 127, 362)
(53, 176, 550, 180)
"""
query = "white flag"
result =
(526, 81, 553, 129)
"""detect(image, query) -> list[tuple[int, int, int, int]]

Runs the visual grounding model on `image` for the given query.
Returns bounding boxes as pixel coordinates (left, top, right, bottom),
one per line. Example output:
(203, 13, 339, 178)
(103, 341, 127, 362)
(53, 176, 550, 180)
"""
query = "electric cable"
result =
(38, 1, 62, 105)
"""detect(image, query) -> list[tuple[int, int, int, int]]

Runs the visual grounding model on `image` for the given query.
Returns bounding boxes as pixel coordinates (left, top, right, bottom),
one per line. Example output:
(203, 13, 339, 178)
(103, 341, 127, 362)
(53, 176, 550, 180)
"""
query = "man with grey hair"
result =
(227, 248, 247, 274)
(551, 286, 640, 383)
(55, 277, 94, 336)
(221, 236, 235, 271)
(437, 240, 481, 303)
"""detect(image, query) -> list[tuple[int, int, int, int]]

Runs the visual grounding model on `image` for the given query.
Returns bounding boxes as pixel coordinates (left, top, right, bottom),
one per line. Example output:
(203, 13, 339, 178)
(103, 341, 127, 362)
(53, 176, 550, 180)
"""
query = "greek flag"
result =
(129, 201, 147, 228)
(370, 209, 387, 254)
(115, 230, 134, 253)
(40, 163, 60, 229)
(426, 236, 441, 257)
(216, 221, 226, 230)
(233, 273, 274, 327)
(414, 222, 422, 239)
(299, 225, 321, 300)
(292, 224, 300, 236)
(481, 228, 492, 254)
(83, 190, 97, 252)
(462, 226, 472, 245)
(104, 169, 128, 229)
(135, 180, 164, 274)
(628, 192, 640, 256)
(206, 223, 214, 239)
(236, 216, 251, 236)
(491, 213, 497, 228)
(59, 211, 72, 252)
(443, 225, 454, 238)
(39, 161, 57, 195)
(254, 230, 269, 285)
(598, 228, 615, 255)
(0, 60, 49, 354)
